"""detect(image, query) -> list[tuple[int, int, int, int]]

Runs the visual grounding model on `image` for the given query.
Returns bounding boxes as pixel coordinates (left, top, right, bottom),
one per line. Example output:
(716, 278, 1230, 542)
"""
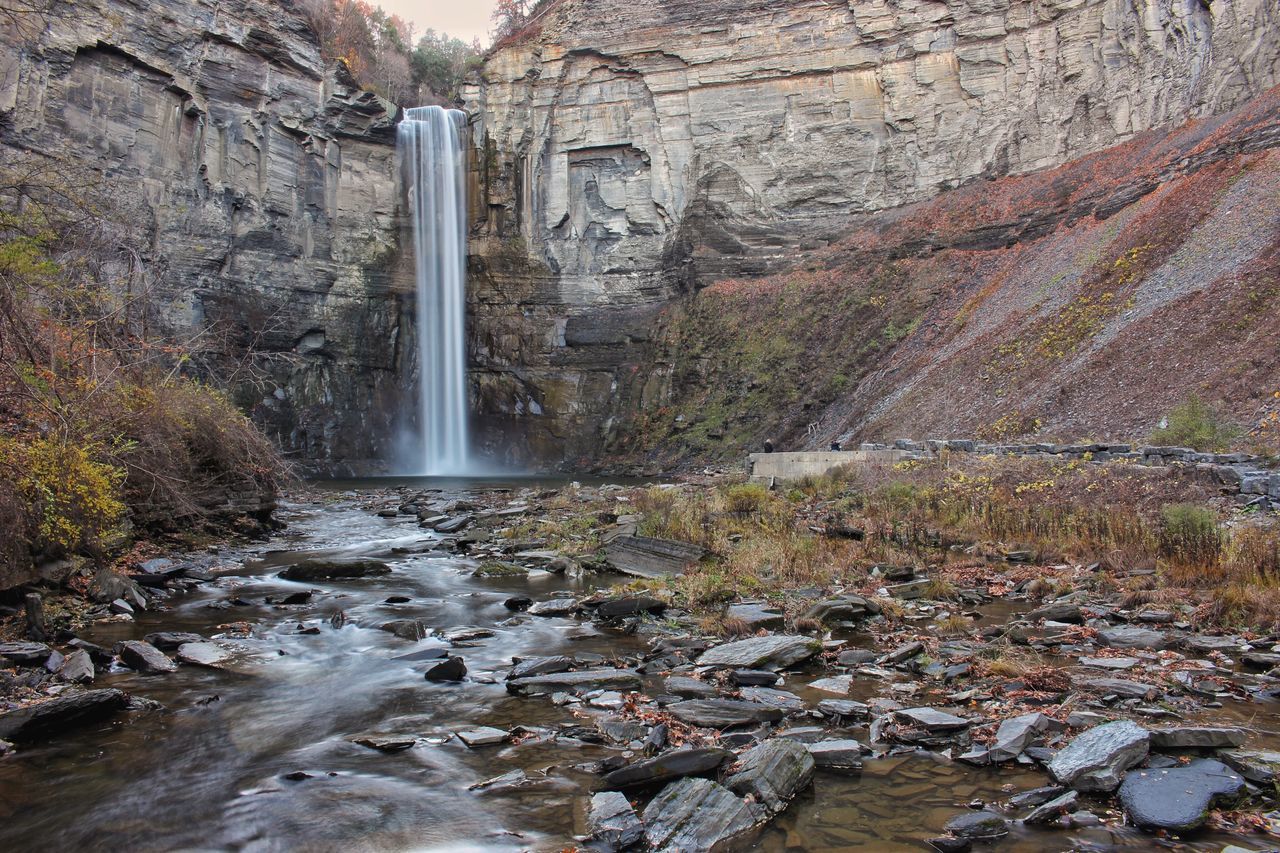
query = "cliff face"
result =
(466, 0, 1280, 467)
(0, 0, 412, 471)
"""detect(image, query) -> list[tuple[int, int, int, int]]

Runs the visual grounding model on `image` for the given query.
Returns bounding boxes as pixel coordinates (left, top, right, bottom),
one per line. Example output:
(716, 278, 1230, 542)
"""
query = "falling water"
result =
(399, 106, 470, 474)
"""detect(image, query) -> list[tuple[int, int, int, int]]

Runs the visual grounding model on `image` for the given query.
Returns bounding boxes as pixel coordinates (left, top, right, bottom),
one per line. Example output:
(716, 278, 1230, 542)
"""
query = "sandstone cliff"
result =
(0, 0, 411, 471)
(467, 0, 1280, 467)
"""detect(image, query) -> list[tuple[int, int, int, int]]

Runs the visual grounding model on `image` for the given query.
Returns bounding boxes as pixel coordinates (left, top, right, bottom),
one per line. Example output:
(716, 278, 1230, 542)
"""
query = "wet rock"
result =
(885, 579, 933, 600)
(143, 632, 206, 651)
(56, 650, 95, 684)
(586, 791, 644, 851)
(67, 639, 113, 665)
(383, 595, 411, 604)
(393, 645, 450, 661)
(667, 699, 784, 728)
(1008, 785, 1066, 808)
(1078, 656, 1140, 670)
(503, 596, 533, 611)
(455, 726, 508, 747)
(1097, 625, 1168, 650)
(1118, 759, 1243, 832)
(0, 688, 128, 742)
(724, 738, 814, 817)
(348, 733, 417, 752)
(808, 675, 853, 694)
(881, 641, 924, 665)
(433, 515, 474, 534)
(379, 620, 430, 641)
(895, 707, 971, 732)
(1028, 602, 1083, 623)
(508, 656, 574, 680)
(943, 811, 1008, 840)
(279, 559, 391, 581)
(1024, 790, 1078, 824)
(641, 777, 757, 852)
(1219, 749, 1280, 783)
(807, 739, 864, 774)
(1048, 720, 1149, 792)
(725, 603, 785, 631)
(425, 656, 467, 682)
(927, 837, 971, 853)
(440, 626, 493, 643)
(506, 668, 642, 696)
(595, 596, 667, 619)
(119, 641, 178, 674)
(738, 687, 805, 711)
(663, 676, 718, 699)
(527, 597, 581, 617)
(0, 642, 52, 666)
(1243, 651, 1280, 669)
(602, 747, 731, 790)
(176, 642, 233, 669)
(89, 571, 146, 608)
(837, 649, 878, 666)
(728, 669, 778, 687)
(801, 596, 875, 624)
(816, 699, 870, 720)
(1149, 726, 1246, 750)
(1078, 677, 1158, 700)
(472, 561, 527, 578)
(696, 635, 819, 670)
(988, 712, 1062, 762)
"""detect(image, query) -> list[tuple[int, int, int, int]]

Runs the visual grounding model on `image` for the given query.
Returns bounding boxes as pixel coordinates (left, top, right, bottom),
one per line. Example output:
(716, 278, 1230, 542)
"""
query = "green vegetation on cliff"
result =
(0, 154, 282, 589)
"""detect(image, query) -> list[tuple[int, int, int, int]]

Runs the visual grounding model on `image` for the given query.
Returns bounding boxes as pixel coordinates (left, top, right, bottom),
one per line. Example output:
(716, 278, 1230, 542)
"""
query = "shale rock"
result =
(506, 668, 641, 696)
(667, 699, 784, 728)
(641, 777, 756, 853)
(119, 641, 178, 674)
(279, 559, 391, 581)
(0, 689, 128, 742)
(602, 747, 730, 789)
(1048, 720, 1149, 792)
(723, 738, 815, 817)
(586, 791, 644, 851)
(696, 636, 818, 670)
(1118, 759, 1244, 832)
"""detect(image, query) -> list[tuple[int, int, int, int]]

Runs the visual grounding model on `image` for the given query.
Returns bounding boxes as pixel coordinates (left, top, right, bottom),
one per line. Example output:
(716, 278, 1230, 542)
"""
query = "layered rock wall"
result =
(0, 0, 412, 470)
(466, 0, 1280, 467)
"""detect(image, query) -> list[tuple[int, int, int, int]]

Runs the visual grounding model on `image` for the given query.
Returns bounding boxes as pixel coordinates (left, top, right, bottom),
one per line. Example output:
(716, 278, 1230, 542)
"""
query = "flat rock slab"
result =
(1119, 759, 1244, 831)
(279, 559, 392, 581)
(807, 739, 864, 773)
(696, 636, 819, 670)
(944, 810, 1009, 839)
(586, 791, 644, 850)
(508, 656, 574, 680)
(1048, 720, 1149, 792)
(455, 726, 508, 747)
(667, 699, 785, 728)
(642, 777, 757, 853)
(817, 699, 870, 720)
(808, 675, 853, 695)
(0, 642, 52, 666)
(1150, 726, 1247, 750)
(1078, 656, 1141, 670)
(1079, 677, 1157, 700)
(506, 668, 641, 696)
(1220, 749, 1280, 783)
(664, 676, 719, 699)
(119, 641, 177, 674)
(176, 642, 233, 669)
(724, 738, 815, 817)
(143, 632, 206, 651)
(737, 687, 805, 710)
(595, 596, 667, 619)
(527, 598, 581, 617)
(895, 707, 972, 732)
(602, 747, 731, 790)
(0, 689, 128, 742)
(349, 733, 417, 752)
(725, 603, 785, 631)
(604, 536, 707, 579)
(1025, 791, 1079, 825)
(1098, 625, 1168, 650)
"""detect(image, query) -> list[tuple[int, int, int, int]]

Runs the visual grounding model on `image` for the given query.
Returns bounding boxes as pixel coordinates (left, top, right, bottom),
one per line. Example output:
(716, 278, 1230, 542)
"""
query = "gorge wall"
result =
(466, 0, 1280, 468)
(0, 0, 411, 472)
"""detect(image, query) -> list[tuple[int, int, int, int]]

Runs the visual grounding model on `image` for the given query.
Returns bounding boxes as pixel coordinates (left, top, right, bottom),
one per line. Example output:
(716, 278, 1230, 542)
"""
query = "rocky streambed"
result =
(2, 478, 1280, 852)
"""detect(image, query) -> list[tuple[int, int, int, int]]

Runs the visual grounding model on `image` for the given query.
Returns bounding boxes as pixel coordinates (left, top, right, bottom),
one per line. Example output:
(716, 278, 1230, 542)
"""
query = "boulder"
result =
(118, 641, 177, 674)
(586, 791, 644, 851)
(143, 631, 206, 651)
(1118, 759, 1244, 832)
(279, 559, 391, 581)
(641, 777, 757, 853)
(0, 689, 128, 742)
(595, 596, 667, 619)
(807, 739, 864, 774)
(723, 738, 815, 817)
(527, 597, 581, 617)
(696, 635, 819, 670)
(667, 699, 785, 728)
(56, 650, 95, 684)
(176, 642, 233, 669)
(425, 656, 467, 682)
(0, 642, 52, 667)
(602, 747, 731, 790)
(1048, 720, 1149, 792)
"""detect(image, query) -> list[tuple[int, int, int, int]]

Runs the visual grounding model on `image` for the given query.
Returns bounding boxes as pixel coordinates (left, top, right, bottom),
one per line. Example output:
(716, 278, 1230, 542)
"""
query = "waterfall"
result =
(399, 106, 470, 475)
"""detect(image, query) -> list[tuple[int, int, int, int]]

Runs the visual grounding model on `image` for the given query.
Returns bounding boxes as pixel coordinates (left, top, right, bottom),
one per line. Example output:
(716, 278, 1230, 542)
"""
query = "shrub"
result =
(1149, 396, 1242, 451)
(1158, 503, 1222, 573)
(724, 483, 771, 514)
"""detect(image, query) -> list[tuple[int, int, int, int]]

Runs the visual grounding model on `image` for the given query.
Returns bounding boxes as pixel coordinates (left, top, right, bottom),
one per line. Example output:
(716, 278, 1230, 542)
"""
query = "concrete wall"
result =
(747, 450, 909, 483)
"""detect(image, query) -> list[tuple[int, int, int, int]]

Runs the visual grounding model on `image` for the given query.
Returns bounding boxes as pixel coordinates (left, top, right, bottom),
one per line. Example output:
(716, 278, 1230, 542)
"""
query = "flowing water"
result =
(0, 483, 1273, 852)
(399, 107, 470, 475)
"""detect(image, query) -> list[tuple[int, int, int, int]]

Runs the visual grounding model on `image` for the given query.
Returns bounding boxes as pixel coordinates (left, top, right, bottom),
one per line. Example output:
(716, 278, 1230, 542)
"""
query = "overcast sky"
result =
(375, 0, 500, 46)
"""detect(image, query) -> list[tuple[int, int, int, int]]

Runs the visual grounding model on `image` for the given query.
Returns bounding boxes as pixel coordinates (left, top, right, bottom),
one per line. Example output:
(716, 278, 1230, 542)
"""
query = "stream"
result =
(0, 480, 1274, 852)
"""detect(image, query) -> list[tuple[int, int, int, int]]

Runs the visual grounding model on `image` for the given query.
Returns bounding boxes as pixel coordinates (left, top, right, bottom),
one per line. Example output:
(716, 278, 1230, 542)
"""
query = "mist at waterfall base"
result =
(396, 105, 478, 477)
